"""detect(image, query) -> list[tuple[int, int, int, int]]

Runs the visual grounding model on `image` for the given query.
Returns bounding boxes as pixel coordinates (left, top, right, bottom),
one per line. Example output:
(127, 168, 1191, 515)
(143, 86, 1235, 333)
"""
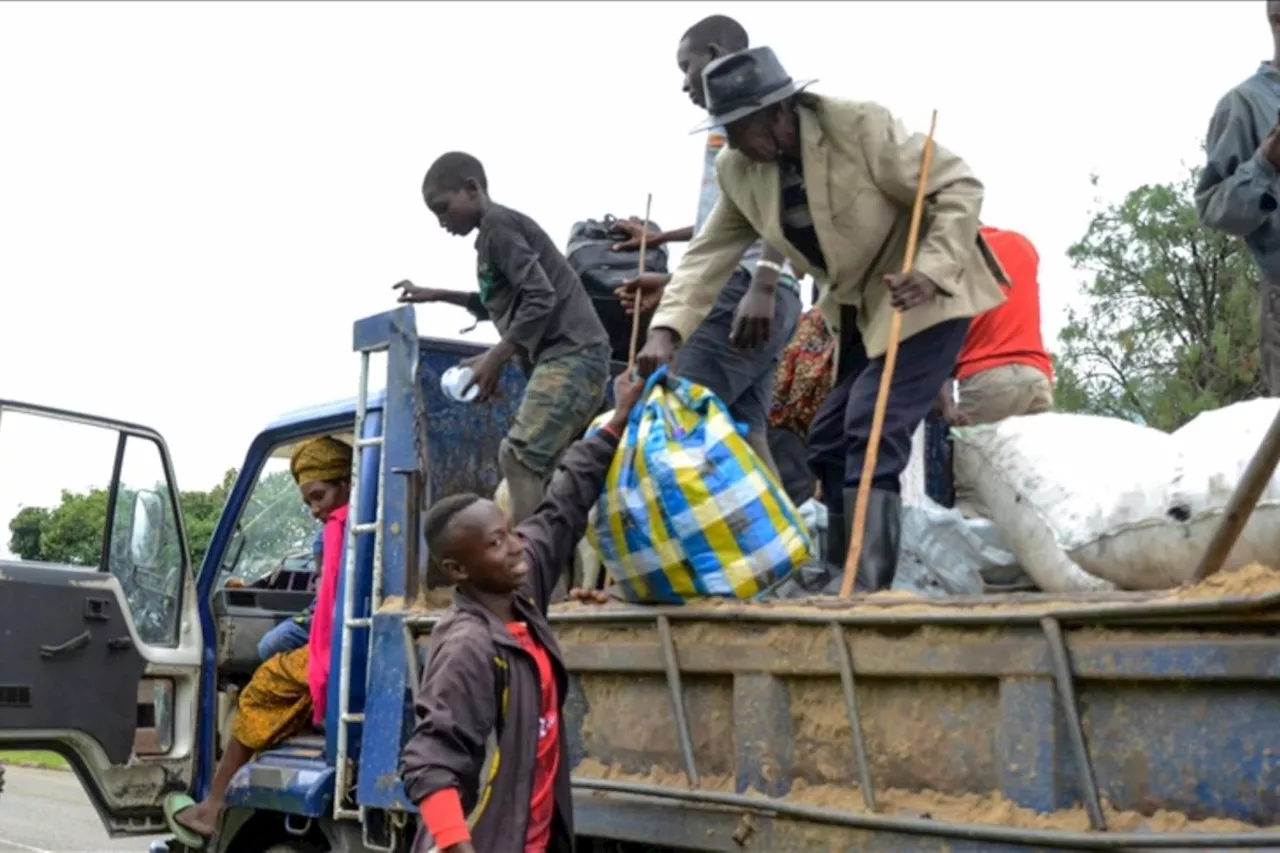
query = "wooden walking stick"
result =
(839, 110, 939, 599)
(627, 193, 655, 371)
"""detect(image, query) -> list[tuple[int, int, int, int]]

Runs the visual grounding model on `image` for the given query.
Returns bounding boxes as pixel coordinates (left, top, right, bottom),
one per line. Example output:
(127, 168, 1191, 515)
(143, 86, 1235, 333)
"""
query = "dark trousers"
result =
(807, 305, 969, 518)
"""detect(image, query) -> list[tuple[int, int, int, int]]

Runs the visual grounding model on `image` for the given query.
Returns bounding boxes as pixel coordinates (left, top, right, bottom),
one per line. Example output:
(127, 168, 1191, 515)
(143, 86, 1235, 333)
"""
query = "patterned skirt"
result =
(232, 646, 313, 751)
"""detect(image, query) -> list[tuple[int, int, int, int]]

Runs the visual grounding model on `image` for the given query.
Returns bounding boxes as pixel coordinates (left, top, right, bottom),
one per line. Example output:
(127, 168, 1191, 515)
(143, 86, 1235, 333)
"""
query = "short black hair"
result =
(681, 15, 749, 54)
(424, 492, 482, 569)
(422, 151, 488, 196)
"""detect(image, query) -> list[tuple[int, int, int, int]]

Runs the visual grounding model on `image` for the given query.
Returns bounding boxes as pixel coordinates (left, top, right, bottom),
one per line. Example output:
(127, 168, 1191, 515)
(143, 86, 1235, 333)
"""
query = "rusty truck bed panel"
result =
(350, 588, 1280, 851)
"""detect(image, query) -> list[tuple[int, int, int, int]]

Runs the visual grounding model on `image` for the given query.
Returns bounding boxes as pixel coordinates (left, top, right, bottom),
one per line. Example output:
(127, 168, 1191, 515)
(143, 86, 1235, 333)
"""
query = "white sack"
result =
(1163, 398, 1280, 582)
(952, 413, 1174, 593)
(954, 402, 1280, 592)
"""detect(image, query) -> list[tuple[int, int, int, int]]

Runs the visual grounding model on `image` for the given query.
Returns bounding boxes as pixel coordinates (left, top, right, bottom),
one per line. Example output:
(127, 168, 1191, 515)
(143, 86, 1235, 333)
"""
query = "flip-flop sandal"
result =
(163, 793, 209, 849)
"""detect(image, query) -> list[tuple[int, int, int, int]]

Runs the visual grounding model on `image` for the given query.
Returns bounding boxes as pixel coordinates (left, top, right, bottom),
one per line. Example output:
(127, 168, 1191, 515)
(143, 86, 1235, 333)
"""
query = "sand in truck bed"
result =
(380, 561, 1280, 616)
(380, 564, 1280, 835)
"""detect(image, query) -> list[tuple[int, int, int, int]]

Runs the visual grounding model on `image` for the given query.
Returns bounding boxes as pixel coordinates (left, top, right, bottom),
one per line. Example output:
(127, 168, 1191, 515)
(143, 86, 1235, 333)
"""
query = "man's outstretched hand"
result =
(392, 280, 439, 304)
(634, 329, 678, 378)
(610, 217, 665, 253)
(730, 281, 776, 350)
(615, 273, 671, 316)
(459, 350, 504, 403)
(608, 369, 646, 430)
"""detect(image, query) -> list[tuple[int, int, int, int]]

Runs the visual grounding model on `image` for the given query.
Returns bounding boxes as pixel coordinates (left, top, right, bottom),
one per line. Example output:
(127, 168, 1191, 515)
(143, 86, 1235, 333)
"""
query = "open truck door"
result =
(0, 400, 202, 836)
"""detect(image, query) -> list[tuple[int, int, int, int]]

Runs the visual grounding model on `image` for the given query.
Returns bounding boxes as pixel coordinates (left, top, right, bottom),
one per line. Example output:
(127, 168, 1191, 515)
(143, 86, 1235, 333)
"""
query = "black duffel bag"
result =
(566, 215, 670, 364)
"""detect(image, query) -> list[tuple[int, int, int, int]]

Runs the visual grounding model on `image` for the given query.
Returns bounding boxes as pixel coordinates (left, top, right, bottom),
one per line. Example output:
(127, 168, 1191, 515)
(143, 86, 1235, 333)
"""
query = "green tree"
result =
(1054, 168, 1264, 431)
(164, 468, 237, 568)
(15, 488, 113, 566)
(7, 506, 49, 562)
(6, 465, 322, 646)
(8, 474, 236, 568)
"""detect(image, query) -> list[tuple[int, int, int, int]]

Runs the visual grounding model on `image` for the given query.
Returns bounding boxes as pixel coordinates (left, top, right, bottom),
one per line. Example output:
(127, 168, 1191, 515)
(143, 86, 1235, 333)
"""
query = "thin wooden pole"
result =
(1190, 405, 1280, 582)
(628, 194, 655, 371)
(839, 110, 939, 599)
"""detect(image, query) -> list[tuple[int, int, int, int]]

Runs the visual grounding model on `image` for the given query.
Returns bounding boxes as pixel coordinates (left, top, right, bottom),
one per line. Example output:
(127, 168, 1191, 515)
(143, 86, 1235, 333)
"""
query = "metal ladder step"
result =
(333, 347, 388, 821)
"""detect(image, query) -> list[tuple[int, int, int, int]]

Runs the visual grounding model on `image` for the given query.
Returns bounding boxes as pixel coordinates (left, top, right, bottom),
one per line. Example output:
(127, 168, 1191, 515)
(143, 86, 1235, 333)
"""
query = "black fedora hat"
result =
(693, 46, 817, 134)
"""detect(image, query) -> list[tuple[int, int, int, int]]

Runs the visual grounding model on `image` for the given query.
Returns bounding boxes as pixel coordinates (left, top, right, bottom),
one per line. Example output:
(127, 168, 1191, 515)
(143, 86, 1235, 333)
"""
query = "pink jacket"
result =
(308, 504, 348, 725)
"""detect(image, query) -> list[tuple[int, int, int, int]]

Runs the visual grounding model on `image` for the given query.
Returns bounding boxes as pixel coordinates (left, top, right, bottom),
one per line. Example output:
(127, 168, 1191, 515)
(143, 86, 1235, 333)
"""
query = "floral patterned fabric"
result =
(769, 308, 836, 437)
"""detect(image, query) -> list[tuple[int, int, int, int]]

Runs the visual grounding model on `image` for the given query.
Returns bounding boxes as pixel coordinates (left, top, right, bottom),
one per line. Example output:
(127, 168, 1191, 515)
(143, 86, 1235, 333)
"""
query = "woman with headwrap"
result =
(163, 436, 353, 846)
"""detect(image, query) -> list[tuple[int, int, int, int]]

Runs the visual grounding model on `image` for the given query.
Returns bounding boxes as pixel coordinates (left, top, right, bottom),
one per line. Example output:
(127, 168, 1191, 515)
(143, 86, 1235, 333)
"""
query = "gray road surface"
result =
(0, 766, 142, 853)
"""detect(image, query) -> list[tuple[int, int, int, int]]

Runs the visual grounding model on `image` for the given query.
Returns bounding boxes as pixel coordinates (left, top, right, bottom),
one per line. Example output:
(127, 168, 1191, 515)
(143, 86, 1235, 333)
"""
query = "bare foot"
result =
(567, 587, 610, 606)
(173, 800, 219, 838)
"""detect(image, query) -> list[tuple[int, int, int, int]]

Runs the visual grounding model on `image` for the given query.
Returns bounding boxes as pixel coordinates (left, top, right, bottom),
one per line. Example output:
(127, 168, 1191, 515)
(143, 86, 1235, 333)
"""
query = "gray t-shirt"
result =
(470, 204, 609, 372)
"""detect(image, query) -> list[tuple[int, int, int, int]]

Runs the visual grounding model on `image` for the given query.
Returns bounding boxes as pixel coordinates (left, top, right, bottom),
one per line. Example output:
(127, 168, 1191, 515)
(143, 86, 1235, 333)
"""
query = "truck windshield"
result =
(220, 456, 319, 588)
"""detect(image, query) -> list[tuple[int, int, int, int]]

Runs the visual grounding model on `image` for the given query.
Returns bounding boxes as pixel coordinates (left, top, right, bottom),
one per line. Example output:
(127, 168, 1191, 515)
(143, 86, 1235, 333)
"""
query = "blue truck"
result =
(4, 305, 1280, 852)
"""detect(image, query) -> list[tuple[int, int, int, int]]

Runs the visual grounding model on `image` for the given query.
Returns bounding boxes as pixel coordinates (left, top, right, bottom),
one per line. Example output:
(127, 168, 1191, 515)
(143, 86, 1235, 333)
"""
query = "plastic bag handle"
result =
(628, 365, 670, 430)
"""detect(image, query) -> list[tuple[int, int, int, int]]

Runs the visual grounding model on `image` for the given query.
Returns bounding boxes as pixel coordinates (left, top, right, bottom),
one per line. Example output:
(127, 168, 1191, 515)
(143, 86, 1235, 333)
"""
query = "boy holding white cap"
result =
(394, 151, 612, 528)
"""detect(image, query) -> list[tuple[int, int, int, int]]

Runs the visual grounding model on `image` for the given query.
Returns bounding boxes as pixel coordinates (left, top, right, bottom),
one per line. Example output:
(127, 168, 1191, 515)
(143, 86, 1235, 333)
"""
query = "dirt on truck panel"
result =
(571, 757, 1266, 834)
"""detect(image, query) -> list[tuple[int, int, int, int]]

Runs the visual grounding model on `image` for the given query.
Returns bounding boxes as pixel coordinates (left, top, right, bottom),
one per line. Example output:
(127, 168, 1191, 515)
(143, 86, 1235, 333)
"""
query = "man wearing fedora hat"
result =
(629, 46, 1007, 594)
(611, 14, 803, 479)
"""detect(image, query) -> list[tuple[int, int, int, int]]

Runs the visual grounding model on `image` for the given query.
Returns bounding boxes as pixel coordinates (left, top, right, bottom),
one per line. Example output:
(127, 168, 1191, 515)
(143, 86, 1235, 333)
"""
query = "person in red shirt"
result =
(935, 224, 1053, 514)
(400, 370, 644, 853)
(936, 225, 1053, 427)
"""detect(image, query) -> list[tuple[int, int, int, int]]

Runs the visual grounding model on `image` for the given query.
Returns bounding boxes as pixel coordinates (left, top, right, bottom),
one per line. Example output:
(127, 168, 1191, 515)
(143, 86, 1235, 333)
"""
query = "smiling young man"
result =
(611, 15, 801, 477)
(393, 152, 612, 529)
(400, 370, 644, 853)
(628, 47, 1007, 593)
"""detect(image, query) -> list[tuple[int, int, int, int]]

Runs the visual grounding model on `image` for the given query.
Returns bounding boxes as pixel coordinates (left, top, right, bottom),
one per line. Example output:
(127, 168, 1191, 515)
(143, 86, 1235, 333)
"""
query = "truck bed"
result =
(332, 331, 1280, 850)
(344, 565, 1280, 851)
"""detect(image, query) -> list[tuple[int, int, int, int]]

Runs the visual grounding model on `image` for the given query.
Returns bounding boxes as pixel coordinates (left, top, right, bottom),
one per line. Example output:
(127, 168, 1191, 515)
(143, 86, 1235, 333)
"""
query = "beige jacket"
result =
(650, 95, 1007, 361)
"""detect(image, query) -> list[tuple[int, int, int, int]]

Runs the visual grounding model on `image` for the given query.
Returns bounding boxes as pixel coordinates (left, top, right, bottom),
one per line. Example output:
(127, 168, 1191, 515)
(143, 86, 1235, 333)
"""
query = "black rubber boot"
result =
(818, 466, 848, 575)
(851, 487, 902, 592)
(820, 488, 902, 594)
(824, 511, 847, 573)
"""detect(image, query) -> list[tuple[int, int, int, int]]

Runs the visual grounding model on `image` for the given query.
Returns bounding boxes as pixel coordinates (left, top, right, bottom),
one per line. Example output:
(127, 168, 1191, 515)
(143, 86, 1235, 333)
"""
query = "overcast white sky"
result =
(0, 0, 1269, 550)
